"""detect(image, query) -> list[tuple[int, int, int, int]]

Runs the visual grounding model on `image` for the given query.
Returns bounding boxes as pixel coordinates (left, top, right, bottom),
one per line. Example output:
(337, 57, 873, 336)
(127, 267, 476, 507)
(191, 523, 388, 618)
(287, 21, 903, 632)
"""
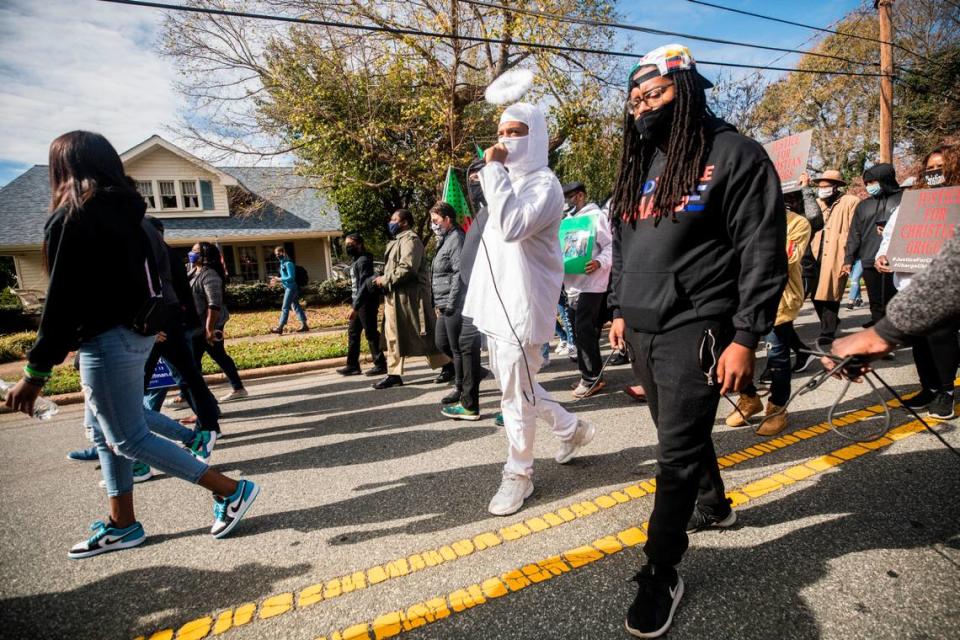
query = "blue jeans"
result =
(765, 324, 793, 406)
(555, 302, 573, 344)
(849, 259, 863, 302)
(80, 326, 208, 497)
(278, 286, 307, 328)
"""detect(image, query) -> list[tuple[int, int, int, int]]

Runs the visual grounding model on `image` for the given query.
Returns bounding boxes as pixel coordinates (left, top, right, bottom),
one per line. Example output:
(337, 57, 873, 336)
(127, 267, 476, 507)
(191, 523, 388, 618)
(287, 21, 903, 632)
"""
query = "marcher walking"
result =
(337, 233, 387, 376)
(430, 202, 470, 406)
(270, 246, 309, 334)
(463, 102, 595, 517)
(561, 181, 612, 399)
(4, 131, 260, 558)
(371, 209, 450, 389)
(607, 45, 786, 637)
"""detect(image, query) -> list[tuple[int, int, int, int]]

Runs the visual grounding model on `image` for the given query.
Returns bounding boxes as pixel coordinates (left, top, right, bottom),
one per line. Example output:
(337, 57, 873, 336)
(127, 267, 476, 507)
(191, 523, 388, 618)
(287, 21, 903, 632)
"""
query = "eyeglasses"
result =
(627, 83, 674, 113)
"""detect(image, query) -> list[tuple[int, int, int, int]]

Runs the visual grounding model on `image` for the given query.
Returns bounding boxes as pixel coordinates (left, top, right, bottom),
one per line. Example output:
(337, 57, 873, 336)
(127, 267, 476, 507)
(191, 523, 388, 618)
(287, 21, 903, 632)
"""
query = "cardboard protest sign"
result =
(147, 359, 178, 391)
(559, 213, 599, 274)
(763, 129, 813, 193)
(885, 186, 959, 273)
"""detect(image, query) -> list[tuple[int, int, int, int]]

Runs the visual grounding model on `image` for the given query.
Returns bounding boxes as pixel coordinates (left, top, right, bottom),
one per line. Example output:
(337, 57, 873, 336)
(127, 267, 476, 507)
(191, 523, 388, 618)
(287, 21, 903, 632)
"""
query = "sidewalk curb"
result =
(47, 355, 358, 407)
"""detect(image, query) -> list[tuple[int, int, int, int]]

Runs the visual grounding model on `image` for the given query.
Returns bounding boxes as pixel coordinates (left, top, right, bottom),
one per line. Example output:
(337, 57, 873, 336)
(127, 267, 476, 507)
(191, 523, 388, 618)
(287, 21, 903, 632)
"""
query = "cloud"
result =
(0, 0, 183, 172)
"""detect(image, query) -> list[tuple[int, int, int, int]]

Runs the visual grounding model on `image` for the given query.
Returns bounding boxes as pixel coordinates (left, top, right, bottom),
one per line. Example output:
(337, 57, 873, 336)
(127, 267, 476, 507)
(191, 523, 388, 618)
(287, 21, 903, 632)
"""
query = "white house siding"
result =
(12, 252, 46, 291)
(293, 239, 329, 283)
(124, 147, 230, 218)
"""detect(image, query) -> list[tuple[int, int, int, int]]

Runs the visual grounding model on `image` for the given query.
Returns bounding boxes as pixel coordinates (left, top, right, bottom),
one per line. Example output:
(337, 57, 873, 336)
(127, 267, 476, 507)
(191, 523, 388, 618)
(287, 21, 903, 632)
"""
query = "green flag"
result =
(474, 142, 484, 159)
(442, 166, 471, 226)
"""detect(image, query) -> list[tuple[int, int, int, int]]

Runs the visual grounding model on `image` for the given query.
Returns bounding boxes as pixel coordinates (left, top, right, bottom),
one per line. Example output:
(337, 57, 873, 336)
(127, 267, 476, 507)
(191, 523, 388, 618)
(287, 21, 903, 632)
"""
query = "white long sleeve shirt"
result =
(462, 162, 565, 345)
(877, 206, 911, 290)
(562, 202, 613, 296)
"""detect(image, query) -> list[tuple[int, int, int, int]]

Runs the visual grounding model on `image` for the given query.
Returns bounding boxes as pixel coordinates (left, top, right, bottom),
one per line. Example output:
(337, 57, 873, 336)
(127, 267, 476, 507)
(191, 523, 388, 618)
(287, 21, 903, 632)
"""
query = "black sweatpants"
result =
(627, 319, 730, 567)
(813, 299, 841, 346)
(569, 291, 605, 384)
(347, 304, 385, 370)
(144, 320, 221, 432)
(457, 316, 483, 412)
(192, 331, 244, 391)
(435, 308, 466, 388)
(912, 323, 960, 392)
(861, 267, 896, 324)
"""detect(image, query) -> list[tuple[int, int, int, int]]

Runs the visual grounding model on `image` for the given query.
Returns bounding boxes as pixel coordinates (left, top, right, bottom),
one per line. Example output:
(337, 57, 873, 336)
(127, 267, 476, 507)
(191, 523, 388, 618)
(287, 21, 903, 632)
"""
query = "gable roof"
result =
(0, 165, 340, 250)
(121, 135, 239, 186)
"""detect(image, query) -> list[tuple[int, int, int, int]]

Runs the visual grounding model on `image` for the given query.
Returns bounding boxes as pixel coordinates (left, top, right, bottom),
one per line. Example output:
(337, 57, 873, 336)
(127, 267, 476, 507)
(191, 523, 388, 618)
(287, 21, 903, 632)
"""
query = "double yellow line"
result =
(134, 391, 947, 640)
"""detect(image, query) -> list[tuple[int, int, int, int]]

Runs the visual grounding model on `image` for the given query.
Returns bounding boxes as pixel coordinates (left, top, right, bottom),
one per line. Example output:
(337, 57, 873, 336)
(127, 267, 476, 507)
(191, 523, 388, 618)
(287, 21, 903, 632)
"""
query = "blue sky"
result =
(0, 0, 864, 188)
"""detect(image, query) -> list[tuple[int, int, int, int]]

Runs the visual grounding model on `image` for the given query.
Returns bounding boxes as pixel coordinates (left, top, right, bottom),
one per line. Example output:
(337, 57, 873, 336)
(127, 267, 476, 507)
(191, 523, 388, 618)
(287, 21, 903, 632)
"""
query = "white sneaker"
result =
(165, 395, 189, 410)
(554, 341, 568, 355)
(488, 472, 534, 516)
(219, 388, 248, 403)
(555, 419, 596, 464)
(567, 345, 579, 361)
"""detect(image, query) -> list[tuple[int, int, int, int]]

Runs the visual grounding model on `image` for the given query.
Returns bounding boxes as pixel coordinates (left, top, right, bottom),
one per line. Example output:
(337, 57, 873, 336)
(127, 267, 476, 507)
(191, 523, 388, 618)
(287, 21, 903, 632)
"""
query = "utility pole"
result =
(876, 0, 894, 163)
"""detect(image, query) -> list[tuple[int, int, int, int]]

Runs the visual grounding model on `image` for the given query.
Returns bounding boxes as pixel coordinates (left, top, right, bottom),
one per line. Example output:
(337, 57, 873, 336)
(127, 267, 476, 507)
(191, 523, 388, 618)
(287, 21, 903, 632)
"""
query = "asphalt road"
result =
(1, 303, 958, 640)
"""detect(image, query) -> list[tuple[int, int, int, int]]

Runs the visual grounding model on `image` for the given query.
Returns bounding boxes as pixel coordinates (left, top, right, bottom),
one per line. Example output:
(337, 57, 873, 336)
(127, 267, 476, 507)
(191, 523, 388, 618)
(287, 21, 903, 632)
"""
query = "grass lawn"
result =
(34, 331, 359, 397)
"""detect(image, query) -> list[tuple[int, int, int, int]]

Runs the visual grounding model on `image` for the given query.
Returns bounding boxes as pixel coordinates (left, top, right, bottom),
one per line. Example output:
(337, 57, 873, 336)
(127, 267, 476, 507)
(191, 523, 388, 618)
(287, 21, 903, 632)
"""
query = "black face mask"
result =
(346, 245, 360, 258)
(924, 169, 945, 187)
(468, 177, 486, 209)
(633, 102, 675, 141)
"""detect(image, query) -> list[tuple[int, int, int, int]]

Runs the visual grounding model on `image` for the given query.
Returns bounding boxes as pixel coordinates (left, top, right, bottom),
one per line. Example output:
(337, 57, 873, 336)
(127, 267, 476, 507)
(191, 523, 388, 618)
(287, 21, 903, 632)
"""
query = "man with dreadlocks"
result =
(607, 45, 786, 637)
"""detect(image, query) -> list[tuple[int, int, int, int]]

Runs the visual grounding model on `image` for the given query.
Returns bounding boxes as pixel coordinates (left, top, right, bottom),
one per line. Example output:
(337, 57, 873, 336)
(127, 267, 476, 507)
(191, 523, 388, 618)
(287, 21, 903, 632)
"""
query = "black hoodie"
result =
(844, 163, 902, 268)
(28, 190, 153, 372)
(609, 118, 787, 348)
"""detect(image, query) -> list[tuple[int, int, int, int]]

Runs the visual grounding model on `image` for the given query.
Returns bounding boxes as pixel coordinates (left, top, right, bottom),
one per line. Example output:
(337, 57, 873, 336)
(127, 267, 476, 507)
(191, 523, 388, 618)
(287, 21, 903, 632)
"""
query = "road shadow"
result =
(402, 446, 960, 640)
(0, 561, 311, 640)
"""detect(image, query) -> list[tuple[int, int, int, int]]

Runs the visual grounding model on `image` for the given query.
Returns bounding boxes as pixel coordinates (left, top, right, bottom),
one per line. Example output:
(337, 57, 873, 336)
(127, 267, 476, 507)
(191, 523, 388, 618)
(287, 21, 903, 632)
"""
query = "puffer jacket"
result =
(431, 225, 465, 313)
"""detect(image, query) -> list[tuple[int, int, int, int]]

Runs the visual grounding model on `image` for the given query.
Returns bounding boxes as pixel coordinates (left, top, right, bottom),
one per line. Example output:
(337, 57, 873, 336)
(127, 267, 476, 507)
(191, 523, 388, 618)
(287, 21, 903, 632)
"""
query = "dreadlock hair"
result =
(610, 69, 711, 225)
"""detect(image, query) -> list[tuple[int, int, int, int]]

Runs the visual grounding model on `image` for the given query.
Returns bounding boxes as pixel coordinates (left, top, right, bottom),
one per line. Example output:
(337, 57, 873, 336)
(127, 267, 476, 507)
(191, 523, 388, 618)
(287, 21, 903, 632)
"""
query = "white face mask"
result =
(817, 186, 835, 200)
(498, 135, 529, 167)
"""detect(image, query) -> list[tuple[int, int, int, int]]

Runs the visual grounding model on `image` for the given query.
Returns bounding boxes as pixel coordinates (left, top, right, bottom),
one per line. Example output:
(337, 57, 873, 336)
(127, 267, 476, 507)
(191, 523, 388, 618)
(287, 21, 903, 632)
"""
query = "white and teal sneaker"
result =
(68, 520, 146, 559)
(441, 403, 480, 421)
(189, 431, 218, 461)
(211, 479, 260, 539)
(98, 461, 154, 488)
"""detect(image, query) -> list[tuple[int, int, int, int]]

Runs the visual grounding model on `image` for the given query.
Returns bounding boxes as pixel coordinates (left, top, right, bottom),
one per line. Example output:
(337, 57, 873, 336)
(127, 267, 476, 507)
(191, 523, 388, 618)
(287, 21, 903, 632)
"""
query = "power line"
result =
(458, 0, 877, 68)
(99, 0, 897, 78)
(686, 0, 933, 63)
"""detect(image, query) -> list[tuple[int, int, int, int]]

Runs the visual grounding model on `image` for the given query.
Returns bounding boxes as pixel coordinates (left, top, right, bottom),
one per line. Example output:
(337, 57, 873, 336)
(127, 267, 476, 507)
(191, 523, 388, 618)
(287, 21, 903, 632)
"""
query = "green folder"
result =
(558, 213, 599, 274)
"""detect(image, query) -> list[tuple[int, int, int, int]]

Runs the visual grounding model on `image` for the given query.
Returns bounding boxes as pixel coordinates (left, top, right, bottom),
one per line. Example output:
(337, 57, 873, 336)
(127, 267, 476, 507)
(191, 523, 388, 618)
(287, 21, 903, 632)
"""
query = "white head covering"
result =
(498, 102, 549, 176)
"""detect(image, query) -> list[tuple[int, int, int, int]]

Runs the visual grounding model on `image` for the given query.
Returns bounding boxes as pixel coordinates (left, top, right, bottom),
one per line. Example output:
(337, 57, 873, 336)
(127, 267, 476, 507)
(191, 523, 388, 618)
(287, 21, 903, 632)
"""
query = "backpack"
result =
(295, 264, 309, 287)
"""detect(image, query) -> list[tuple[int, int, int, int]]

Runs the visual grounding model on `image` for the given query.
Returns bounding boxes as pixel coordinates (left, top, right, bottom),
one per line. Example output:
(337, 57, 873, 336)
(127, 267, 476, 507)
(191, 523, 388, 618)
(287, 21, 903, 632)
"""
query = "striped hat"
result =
(629, 44, 714, 90)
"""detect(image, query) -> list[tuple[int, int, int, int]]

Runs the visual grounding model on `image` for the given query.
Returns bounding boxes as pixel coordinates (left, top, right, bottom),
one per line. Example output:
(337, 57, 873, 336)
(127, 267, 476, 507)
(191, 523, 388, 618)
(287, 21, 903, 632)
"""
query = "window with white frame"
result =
(180, 180, 200, 209)
(135, 181, 155, 209)
(158, 181, 178, 209)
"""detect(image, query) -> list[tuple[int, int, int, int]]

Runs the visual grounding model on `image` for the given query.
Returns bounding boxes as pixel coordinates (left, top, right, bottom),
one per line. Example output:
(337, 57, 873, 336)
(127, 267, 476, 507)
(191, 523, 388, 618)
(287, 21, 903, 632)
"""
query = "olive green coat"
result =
(379, 230, 443, 357)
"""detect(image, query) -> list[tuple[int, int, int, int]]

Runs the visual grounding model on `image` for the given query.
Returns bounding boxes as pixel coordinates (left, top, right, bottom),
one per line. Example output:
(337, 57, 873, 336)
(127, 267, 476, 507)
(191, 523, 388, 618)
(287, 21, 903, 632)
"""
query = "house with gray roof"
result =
(0, 135, 341, 294)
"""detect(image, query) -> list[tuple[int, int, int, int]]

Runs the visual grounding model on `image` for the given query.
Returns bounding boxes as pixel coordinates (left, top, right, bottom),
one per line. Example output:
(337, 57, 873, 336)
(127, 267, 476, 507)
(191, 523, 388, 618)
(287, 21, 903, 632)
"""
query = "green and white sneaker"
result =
(211, 479, 260, 539)
(494, 412, 504, 427)
(441, 403, 480, 421)
(98, 461, 153, 488)
(189, 430, 218, 461)
(68, 520, 146, 559)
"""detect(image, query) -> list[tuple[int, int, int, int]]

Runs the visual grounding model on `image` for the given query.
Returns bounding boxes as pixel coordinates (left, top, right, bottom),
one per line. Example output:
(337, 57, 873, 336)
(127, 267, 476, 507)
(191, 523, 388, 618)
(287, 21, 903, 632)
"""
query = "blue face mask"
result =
(388, 222, 402, 237)
(865, 183, 883, 197)
(187, 251, 200, 264)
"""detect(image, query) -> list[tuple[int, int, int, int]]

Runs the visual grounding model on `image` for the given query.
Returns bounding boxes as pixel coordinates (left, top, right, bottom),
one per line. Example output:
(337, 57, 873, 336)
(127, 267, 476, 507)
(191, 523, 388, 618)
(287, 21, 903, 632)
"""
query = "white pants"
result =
(487, 336, 578, 477)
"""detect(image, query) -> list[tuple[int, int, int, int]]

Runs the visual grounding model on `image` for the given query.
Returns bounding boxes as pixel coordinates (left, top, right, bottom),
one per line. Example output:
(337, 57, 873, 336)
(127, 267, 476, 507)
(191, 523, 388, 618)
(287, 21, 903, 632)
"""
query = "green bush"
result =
(308, 278, 352, 306)
(0, 331, 37, 364)
(224, 282, 327, 311)
(0, 287, 21, 308)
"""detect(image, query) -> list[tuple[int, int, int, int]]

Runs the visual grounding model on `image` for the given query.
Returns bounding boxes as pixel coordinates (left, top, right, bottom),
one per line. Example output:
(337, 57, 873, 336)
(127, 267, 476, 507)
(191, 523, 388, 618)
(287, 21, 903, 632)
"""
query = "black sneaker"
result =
(441, 388, 462, 404)
(928, 391, 956, 420)
(434, 368, 455, 384)
(364, 364, 388, 377)
(687, 503, 737, 533)
(625, 564, 684, 638)
(373, 375, 403, 390)
(336, 366, 362, 376)
(903, 389, 936, 409)
(608, 350, 629, 366)
(792, 352, 814, 373)
(758, 366, 772, 386)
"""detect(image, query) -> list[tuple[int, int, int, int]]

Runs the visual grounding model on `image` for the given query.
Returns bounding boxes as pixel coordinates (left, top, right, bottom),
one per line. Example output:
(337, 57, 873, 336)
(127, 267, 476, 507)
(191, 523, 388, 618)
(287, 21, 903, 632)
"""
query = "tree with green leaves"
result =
(161, 0, 620, 245)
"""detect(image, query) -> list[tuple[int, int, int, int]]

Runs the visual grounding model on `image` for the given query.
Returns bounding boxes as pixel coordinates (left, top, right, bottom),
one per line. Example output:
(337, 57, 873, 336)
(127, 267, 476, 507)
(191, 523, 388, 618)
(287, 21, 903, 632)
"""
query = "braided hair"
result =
(610, 69, 711, 225)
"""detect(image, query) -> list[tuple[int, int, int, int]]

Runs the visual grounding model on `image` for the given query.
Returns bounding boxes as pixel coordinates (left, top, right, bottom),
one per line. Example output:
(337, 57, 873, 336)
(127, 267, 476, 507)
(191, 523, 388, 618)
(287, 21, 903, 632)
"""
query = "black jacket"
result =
(844, 164, 902, 268)
(28, 190, 152, 372)
(350, 253, 377, 310)
(431, 226, 465, 312)
(609, 118, 788, 348)
(459, 207, 488, 291)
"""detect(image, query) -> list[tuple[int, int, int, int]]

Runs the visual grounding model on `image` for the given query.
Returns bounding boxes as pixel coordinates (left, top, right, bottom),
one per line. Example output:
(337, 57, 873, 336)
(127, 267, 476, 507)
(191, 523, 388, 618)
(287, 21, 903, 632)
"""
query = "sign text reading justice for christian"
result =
(886, 186, 959, 273)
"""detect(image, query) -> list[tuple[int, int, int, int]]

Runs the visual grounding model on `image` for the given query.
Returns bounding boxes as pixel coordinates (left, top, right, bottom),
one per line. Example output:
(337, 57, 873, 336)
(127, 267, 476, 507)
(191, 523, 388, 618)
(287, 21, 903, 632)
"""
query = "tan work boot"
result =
(725, 393, 763, 427)
(755, 402, 788, 437)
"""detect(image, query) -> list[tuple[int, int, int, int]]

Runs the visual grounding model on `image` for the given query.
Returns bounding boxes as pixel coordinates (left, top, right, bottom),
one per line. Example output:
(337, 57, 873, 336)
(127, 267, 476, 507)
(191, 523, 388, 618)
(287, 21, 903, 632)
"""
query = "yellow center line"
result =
(314, 418, 934, 640)
(134, 384, 950, 640)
